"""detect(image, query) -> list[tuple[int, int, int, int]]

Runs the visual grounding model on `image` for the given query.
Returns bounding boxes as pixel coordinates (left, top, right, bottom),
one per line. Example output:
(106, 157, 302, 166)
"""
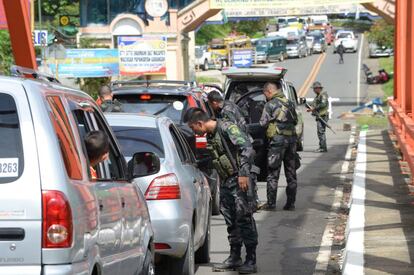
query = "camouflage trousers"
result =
(317, 115, 329, 150)
(220, 176, 258, 248)
(266, 135, 298, 206)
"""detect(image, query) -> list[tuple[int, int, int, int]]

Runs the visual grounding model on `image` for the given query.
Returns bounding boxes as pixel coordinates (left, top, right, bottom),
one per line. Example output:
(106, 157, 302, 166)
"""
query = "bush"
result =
(368, 19, 394, 48)
(0, 30, 13, 75)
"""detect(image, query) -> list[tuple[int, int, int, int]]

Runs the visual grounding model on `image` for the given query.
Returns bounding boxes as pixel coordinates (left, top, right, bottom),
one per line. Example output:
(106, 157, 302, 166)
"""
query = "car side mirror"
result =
(128, 152, 160, 180)
(299, 97, 307, 105)
(196, 156, 212, 169)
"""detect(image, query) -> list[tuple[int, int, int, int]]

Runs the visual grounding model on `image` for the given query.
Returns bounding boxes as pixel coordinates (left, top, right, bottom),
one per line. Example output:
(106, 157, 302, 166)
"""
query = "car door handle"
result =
(98, 200, 104, 211)
(121, 198, 126, 208)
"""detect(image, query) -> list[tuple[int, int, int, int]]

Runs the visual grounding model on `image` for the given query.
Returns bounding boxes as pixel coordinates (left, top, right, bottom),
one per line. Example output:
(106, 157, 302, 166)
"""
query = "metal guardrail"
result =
(388, 99, 414, 181)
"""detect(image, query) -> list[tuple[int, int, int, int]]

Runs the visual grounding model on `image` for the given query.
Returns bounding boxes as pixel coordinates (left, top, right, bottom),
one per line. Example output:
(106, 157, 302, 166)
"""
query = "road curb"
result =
(342, 130, 367, 275)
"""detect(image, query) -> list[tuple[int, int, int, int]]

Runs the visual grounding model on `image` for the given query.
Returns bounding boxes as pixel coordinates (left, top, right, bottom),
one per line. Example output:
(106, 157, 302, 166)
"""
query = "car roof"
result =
(104, 113, 163, 128)
(258, 36, 285, 42)
(222, 66, 287, 80)
(112, 85, 198, 96)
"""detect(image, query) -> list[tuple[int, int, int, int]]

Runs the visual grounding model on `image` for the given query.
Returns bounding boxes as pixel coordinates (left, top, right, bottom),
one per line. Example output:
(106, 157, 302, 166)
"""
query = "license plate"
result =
(0, 158, 19, 177)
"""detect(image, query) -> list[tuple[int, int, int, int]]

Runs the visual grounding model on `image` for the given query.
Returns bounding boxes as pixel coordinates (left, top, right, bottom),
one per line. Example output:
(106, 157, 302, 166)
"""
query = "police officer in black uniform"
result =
(185, 108, 258, 274)
(259, 82, 298, 211)
(99, 85, 123, 112)
(207, 91, 260, 211)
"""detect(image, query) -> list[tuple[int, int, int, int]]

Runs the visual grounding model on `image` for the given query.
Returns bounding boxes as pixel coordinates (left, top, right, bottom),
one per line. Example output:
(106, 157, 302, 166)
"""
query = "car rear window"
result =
(338, 33, 352, 39)
(114, 94, 188, 123)
(227, 81, 281, 103)
(0, 93, 24, 183)
(112, 126, 165, 159)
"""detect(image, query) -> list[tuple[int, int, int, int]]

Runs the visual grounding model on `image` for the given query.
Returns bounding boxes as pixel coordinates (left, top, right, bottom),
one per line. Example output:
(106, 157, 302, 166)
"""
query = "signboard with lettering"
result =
(209, 0, 374, 9)
(118, 36, 167, 76)
(33, 30, 48, 46)
(232, 49, 253, 68)
(47, 49, 119, 78)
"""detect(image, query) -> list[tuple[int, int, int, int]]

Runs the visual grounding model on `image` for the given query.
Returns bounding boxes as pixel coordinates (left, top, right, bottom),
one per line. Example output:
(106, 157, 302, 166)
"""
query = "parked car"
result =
(0, 69, 154, 275)
(286, 36, 308, 58)
(369, 43, 393, 58)
(313, 36, 327, 53)
(255, 36, 287, 63)
(195, 45, 212, 71)
(111, 80, 221, 215)
(221, 66, 305, 180)
(106, 114, 211, 275)
(334, 30, 358, 53)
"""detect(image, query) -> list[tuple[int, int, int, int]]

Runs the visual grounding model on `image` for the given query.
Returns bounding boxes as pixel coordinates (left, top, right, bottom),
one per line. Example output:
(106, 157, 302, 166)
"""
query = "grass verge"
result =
(356, 115, 388, 129)
(379, 57, 394, 100)
(196, 76, 221, 83)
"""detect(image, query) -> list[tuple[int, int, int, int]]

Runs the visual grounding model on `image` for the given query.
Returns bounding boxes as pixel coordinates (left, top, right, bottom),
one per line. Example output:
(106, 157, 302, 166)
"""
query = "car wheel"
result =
(195, 207, 211, 264)
(140, 246, 155, 275)
(203, 60, 209, 71)
(211, 173, 220, 216)
(170, 226, 195, 275)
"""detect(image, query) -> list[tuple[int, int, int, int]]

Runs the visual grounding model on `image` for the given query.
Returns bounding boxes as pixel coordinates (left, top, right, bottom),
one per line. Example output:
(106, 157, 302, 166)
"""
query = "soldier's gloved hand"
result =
(238, 176, 249, 192)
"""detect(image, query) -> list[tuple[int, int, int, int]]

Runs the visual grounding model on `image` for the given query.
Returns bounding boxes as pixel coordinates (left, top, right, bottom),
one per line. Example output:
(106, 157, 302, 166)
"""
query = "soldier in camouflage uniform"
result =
(185, 107, 258, 274)
(207, 91, 260, 211)
(259, 82, 298, 211)
(307, 81, 329, 152)
(99, 85, 123, 112)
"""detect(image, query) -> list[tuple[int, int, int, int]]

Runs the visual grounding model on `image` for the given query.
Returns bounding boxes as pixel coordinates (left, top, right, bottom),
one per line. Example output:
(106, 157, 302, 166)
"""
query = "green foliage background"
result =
(368, 19, 394, 48)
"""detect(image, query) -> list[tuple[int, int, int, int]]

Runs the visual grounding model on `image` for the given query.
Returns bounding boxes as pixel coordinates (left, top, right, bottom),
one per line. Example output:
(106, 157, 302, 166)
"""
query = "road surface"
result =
(195, 37, 365, 275)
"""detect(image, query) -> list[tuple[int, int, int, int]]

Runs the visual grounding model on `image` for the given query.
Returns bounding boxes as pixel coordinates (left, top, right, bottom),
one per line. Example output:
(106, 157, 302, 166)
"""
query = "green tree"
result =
(0, 31, 14, 75)
(368, 19, 394, 48)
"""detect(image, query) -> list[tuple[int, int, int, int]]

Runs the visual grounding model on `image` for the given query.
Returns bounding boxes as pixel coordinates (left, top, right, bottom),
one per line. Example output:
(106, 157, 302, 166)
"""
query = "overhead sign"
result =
(33, 30, 48, 46)
(223, 4, 364, 17)
(46, 49, 119, 78)
(209, 0, 374, 9)
(118, 36, 167, 76)
(233, 49, 253, 68)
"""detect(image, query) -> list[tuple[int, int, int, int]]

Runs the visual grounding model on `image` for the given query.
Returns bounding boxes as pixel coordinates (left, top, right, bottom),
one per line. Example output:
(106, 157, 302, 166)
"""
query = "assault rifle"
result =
(305, 102, 336, 134)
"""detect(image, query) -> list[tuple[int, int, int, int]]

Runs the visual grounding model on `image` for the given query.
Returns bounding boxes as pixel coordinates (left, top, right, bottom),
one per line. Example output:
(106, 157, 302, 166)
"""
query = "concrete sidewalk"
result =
(343, 129, 414, 274)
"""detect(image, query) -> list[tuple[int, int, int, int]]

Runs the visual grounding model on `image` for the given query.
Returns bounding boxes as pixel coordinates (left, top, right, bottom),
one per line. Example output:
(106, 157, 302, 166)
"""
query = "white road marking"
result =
(356, 34, 364, 106)
(313, 128, 356, 274)
(342, 130, 367, 275)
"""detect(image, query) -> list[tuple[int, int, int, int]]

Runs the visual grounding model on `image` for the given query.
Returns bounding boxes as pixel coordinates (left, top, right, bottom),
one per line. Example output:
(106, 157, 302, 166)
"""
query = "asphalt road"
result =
(195, 37, 365, 275)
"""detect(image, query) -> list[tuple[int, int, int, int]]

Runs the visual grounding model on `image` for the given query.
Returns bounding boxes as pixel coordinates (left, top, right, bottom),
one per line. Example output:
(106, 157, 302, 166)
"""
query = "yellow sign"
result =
(59, 15, 70, 26)
(210, 0, 374, 9)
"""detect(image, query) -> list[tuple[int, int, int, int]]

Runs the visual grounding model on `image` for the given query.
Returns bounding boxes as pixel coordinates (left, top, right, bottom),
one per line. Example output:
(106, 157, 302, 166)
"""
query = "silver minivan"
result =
(0, 74, 154, 275)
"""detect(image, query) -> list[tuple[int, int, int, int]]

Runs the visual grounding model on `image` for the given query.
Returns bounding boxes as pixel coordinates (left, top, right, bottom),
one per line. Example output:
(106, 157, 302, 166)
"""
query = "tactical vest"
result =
(206, 126, 238, 179)
(266, 96, 298, 139)
(314, 92, 328, 116)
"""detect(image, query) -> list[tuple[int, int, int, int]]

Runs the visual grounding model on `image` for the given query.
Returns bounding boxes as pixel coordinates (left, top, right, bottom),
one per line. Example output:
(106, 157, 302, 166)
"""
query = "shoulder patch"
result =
(228, 124, 241, 136)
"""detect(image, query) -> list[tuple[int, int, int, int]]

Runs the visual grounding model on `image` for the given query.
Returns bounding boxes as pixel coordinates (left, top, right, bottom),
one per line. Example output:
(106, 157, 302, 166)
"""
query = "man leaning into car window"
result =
(84, 130, 109, 179)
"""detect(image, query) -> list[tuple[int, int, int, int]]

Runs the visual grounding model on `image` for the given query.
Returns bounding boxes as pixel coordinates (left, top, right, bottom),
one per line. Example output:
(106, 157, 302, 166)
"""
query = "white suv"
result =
(334, 30, 358, 53)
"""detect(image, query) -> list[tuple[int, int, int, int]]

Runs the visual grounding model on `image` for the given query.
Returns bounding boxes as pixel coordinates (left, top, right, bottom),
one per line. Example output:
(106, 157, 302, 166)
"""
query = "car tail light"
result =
(140, 94, 152, 100)
(196, 134, 207, 149)
(145, 173, 181, 200)
(154, 243, 171, 250)
(42, 190, 73, 248)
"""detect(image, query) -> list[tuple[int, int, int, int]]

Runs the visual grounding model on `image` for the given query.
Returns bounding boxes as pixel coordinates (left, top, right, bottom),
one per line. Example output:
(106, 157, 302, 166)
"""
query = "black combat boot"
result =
(238, 246, 257, 274)
(283, 196, 296, 211)
(213, 245, 242, 271)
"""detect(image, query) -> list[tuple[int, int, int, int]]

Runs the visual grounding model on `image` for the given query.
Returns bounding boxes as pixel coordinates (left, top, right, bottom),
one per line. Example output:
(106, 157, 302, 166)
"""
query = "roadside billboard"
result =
(118, 36, 167, 76)
(47, 49, 119, 78)
(209, 0, 374, 9)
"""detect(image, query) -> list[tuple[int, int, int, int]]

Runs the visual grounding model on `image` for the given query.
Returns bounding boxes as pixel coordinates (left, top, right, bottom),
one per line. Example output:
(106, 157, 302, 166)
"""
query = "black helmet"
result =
(312, 81, 323, 89)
